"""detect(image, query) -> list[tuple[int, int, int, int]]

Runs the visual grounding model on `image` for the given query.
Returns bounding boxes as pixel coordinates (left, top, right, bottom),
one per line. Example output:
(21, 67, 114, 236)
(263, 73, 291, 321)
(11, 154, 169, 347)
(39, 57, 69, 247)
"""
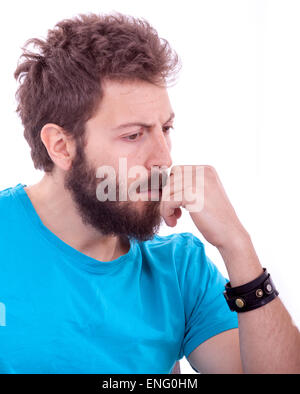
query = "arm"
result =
(188, 234, 300, 374)
(161, 165, 300, 373)
(218, 233, 300, 374)
(170, 361, 181, 374)
(188, 328, 243, 374)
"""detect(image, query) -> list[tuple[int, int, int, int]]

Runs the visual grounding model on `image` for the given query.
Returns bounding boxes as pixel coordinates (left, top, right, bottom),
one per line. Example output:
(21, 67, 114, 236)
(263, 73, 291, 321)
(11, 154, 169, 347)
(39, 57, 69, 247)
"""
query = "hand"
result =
(160, 165, 248, 249)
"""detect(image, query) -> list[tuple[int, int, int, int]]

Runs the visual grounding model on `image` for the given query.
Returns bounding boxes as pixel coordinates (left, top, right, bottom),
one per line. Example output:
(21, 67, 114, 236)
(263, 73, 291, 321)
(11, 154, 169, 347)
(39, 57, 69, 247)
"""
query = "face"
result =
(64, 79, 174, 242)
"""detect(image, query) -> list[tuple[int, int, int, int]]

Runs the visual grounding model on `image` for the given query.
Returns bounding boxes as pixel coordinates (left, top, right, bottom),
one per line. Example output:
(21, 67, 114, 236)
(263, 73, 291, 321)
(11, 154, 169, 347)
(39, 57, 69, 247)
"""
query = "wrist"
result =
(217, 232, 264, 287)
(218, 228, 251, 254)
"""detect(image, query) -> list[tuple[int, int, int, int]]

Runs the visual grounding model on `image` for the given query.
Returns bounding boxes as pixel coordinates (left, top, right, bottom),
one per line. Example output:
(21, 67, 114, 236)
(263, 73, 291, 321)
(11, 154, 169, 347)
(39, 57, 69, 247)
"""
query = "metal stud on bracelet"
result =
(256, 289, 263, 298)
(235, 298, 245, 308)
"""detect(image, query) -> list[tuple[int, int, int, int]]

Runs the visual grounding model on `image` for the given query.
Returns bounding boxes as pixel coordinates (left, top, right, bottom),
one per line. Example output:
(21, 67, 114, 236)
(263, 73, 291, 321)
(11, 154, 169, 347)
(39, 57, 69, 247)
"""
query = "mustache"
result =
(97, 170, 169, 196)
(136, 171, 168, 193)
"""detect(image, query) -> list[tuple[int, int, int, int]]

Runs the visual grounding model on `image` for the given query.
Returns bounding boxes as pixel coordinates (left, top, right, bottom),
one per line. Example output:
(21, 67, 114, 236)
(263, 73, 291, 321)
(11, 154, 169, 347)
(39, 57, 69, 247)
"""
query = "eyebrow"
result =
(111, 112, 175, 131)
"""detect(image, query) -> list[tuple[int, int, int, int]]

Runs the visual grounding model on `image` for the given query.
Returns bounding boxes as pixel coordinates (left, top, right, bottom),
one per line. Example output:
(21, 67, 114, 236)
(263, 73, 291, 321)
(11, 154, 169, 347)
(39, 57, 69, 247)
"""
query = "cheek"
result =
(167, 137, 172, 151)
(118, 159, 148, 190)
(84, 136, 115, 166)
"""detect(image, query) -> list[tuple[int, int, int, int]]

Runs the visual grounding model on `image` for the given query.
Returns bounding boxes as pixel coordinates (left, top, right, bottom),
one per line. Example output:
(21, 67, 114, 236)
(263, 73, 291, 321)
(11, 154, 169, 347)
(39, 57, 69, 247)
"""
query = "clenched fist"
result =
(160, 165, 248, 249)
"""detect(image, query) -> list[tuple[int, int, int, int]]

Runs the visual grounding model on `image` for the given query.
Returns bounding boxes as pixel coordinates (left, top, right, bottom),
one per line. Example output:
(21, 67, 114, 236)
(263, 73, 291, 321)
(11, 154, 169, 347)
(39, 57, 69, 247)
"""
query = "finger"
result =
(160, 192, 183, 227)
(161, 178, 184, 203)
(160, 195, 182, 218)
(163, 207, 182, 227)
(164, 215, 177, 227)
(174, 207, 182, 219)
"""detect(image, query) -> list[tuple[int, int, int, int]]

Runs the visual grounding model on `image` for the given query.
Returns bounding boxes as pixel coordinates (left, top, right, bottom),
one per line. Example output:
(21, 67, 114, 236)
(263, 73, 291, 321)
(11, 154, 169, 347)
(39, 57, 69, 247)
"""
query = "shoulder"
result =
(144, 232, 227, 295)
(0, 185, 15, 207)
(0, 185, 15, 198)
(0, 184, 24, 221)
(148, 231, 204, 246)
(138, 232, 207, 274)
(139, 231, 204, 255)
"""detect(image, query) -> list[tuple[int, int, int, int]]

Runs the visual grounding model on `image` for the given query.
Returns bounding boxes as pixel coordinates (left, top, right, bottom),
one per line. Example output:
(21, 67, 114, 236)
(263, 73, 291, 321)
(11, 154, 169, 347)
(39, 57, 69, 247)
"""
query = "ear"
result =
(40, 123, 76, 171)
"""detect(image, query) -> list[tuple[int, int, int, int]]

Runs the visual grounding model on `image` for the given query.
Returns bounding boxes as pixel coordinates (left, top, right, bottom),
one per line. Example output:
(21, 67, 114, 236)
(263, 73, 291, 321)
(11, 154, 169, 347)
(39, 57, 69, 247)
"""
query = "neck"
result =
(24, 173, 129, 262)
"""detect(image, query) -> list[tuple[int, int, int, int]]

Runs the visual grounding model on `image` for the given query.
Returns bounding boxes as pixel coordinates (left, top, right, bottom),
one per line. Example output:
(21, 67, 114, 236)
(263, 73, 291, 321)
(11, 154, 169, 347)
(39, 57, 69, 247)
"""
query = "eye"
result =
(163, 125, 174, 134)
(123, 132, 143, 141)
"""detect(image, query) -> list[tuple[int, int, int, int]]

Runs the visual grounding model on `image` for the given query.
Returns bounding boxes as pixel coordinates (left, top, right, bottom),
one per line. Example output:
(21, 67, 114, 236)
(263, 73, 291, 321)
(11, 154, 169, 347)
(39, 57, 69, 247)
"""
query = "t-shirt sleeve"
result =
(177, 233, 238, 360)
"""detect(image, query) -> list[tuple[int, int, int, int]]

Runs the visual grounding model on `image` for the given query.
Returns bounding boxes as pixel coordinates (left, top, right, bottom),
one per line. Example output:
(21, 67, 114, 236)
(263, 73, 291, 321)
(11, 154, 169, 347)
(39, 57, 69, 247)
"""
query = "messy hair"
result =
(14, 12, 181, 172)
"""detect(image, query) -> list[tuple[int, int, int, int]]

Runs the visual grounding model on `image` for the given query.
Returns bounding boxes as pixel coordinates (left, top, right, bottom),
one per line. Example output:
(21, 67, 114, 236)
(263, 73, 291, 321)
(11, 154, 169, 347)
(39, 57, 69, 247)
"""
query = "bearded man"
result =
(0, 12, 299, 374)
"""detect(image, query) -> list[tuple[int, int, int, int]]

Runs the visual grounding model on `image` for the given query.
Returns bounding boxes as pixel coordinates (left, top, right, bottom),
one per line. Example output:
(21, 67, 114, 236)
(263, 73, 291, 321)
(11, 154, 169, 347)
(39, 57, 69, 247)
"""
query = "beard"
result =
(64, 144, 164, 243)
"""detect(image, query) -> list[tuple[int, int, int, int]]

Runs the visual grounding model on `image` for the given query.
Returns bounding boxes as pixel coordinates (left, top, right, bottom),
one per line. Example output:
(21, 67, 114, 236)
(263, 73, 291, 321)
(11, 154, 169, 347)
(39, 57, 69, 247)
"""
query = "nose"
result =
(145, 128, 172, 170)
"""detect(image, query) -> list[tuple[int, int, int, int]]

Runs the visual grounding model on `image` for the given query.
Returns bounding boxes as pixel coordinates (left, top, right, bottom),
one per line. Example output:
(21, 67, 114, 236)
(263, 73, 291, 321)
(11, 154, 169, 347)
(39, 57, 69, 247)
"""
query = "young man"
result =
(0, 12, 299, 374)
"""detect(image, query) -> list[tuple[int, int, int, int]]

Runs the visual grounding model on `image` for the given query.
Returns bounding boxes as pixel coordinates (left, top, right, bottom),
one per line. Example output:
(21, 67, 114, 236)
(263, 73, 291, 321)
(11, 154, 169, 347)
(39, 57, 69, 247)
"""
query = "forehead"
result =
(90, 79, 173, 128)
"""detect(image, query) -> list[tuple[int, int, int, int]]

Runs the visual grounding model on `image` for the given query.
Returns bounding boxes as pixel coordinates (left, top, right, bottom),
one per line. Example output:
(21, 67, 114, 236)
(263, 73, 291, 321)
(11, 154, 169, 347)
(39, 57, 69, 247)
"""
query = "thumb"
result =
(160, 203, 182, 227)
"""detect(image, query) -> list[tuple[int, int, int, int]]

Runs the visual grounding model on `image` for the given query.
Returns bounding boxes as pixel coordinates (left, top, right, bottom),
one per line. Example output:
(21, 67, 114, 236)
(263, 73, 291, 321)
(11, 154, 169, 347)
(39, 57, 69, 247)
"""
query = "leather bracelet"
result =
(223, 268, 279, 312)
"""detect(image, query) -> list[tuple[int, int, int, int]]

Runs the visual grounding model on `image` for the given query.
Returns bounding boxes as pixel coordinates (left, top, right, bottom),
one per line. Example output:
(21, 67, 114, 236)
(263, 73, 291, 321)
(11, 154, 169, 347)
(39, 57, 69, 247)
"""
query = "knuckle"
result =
(204, 165, 216, 175)
(170, 165, 182, 173)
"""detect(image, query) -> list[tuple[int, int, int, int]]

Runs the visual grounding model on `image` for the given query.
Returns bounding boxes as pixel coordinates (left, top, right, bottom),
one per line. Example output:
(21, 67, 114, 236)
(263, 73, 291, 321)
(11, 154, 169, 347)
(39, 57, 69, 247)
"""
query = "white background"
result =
(1, 0, 300, 374)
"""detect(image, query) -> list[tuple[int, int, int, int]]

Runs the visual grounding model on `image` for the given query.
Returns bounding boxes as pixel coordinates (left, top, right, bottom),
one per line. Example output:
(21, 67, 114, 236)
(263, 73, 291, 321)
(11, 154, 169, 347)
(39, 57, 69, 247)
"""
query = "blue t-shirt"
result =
(0, 183, 238, 374)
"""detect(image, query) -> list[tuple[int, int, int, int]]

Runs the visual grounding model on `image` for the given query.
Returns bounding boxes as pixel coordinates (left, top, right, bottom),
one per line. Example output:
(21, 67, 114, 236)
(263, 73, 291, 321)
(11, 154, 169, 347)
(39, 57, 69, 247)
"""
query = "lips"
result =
(135, 172, 166, 193)
(137, 185, 162, 193)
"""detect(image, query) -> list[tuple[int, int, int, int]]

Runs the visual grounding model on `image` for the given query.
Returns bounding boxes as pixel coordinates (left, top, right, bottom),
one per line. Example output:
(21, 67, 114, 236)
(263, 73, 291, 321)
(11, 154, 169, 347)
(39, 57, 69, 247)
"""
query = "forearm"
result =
(218, 233, 300, 374)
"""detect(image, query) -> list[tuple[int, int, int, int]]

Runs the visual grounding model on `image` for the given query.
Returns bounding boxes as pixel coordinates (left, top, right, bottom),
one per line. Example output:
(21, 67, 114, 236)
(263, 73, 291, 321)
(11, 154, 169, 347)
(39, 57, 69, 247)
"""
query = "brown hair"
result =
(14, 12, 181, 172)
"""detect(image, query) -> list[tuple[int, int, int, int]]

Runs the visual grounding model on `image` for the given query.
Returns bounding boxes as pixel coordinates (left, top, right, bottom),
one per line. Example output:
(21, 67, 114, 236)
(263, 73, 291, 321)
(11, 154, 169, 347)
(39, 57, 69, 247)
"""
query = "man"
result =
(0, 12, 299, 374)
